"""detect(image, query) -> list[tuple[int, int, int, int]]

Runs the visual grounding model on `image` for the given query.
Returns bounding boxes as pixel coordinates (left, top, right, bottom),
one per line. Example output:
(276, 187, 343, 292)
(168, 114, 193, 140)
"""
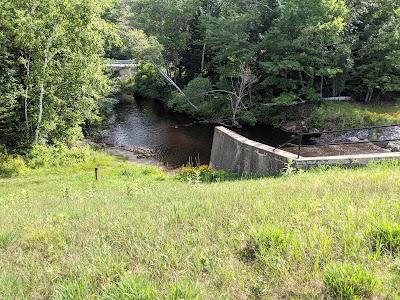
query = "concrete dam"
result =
(209, 126, 400, 176)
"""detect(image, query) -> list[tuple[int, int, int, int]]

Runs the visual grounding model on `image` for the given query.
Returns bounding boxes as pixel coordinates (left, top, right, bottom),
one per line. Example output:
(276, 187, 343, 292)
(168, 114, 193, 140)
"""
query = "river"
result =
(103, 95, 292, 168)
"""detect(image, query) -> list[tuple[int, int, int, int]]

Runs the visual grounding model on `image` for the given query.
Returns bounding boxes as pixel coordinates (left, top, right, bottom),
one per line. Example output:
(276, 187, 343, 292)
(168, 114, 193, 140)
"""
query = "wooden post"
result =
(298, 135, 303, 158)
(95, 167, 98, 181)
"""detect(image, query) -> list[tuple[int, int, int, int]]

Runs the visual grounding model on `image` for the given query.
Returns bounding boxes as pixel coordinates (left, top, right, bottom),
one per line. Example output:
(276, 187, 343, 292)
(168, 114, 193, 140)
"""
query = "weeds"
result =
(176, 165, 239, 183)
(369, 222, 400, 256)
(323, 263, 376, 299)
(1, 151, 400, 298)
(102, 275, 157, 300)
(242, 225, 291, 261)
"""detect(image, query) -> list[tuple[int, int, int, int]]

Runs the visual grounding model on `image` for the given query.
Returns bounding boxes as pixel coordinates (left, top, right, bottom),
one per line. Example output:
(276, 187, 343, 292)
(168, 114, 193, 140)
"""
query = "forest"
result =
(0, 0, 399, 152)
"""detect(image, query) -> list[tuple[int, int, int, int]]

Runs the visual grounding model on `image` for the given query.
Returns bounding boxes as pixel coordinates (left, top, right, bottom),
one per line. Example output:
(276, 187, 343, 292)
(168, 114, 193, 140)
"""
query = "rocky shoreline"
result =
(280, 121, 400, 155)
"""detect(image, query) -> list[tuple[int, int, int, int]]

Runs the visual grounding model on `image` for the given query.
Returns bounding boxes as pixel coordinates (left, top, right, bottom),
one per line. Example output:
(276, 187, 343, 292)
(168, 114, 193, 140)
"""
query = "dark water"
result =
(104, 96, 292, 167)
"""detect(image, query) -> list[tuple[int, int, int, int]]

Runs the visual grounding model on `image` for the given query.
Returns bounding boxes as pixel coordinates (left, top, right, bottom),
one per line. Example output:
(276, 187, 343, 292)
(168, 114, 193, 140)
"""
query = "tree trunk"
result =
(23, 56, 30, 130)
(201, 41, 206, 73)
(299, 71, 305, 92)
(173, 50, 179, 83)
(35, 83, 45, 144)
(365, 88, 373, 103)
(320, 76, 324, 97)
(35, 21, 58, 144)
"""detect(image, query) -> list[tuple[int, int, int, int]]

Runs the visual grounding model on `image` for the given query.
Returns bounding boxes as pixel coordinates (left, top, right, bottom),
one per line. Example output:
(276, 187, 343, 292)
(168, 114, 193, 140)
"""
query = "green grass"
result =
(307, 101, 400, 129)
(1, 150, 400, 299)
(323, 263, 376, 299)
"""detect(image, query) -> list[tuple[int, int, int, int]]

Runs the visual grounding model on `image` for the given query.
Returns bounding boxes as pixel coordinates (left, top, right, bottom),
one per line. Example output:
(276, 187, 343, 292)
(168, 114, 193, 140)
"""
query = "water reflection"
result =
(104, 96, 291, 167)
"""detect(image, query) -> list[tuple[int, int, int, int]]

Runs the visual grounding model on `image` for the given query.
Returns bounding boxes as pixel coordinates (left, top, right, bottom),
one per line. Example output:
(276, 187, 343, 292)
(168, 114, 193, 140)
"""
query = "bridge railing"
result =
(105, 59, 137, 68)
(274, 123, 400, 158)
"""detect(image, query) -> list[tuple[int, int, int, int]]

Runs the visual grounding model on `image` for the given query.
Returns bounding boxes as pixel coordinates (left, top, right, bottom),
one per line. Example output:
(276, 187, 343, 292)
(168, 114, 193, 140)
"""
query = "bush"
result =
(169, 77, 212, 115)
(243, 225, 290, 260)
(323, 263, 376, 299)
(369, 222, 400, 256)
(0, 155, 26, 178)
(134, 63, 169, 100)
(102, 275, 157, 300)
(176, 165, 238, 183)
(27, 144, 95, 169)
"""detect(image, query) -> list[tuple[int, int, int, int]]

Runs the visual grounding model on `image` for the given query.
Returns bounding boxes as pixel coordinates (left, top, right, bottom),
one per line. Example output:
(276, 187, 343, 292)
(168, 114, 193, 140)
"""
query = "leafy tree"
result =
(259, 0, 350, 103)
(127, 0, 200, 83)
(0, 0, 116, 148)
(0, 1, 22, 149)
(347, 0, 400, 102)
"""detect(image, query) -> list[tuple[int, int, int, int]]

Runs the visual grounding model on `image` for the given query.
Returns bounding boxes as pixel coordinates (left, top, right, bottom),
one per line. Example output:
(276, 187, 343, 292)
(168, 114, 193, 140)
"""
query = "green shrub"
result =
(119, 76, 136, 93)
(166, 281, 201, 300)
(27, 144, 94, 169)
(323, 263, 376, 299)
(243, 225, 291, 260)
(176, 165, 238, 183)
(369, 222, 400, 256)
(134, 63, 169, 100)
(101, 275, 158, 300)
(0, 155, 26, 178)
(272, 92, 298, 105)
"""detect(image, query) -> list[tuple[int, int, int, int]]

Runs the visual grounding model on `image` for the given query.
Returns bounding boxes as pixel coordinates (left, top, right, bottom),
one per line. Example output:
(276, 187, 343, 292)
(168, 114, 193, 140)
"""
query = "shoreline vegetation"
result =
(1, 1, 399, 153)
(1, 147, 400, 298)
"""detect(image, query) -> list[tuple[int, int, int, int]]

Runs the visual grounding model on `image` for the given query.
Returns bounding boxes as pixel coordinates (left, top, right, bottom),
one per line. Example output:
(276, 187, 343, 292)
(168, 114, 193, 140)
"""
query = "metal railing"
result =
(275, 124, 400, 158)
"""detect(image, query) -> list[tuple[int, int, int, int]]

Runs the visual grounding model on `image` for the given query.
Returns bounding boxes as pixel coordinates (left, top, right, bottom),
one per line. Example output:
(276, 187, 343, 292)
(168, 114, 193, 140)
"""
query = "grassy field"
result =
(1, 149, 400, 299)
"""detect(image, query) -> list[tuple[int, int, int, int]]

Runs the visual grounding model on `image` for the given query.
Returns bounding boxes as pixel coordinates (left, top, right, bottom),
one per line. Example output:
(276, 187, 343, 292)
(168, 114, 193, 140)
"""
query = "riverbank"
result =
(99, 95, 291, 168)
(1, 149, 400, 298)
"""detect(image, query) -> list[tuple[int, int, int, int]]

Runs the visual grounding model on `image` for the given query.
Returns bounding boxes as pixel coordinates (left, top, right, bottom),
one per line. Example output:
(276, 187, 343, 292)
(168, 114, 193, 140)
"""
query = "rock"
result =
(281, 121, 309, 133)
(387, 141, 400, 152)
(346, 136, 363, 143)
(123, 147, 156, 158)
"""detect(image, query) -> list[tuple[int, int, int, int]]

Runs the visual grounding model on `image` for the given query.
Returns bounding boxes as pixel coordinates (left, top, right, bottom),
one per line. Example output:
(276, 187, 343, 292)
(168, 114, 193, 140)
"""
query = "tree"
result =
(347, 0, 400, 102)
(209, 63, 258, 126)
(0, 0, 116, 148)
(0, 0, 22, 149)
(259, 0, 350, 103)
(127, 0, 200, 83)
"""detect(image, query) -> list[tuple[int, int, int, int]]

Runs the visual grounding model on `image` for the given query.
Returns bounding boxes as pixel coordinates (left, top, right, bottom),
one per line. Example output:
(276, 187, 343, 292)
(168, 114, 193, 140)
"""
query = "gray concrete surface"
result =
(209, 126, 298, 175)
(210, 126, 400, 175)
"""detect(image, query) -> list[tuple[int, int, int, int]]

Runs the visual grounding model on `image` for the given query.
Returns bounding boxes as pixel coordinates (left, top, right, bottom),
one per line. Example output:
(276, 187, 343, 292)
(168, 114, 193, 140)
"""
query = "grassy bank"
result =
(1, 149, 400, 299)
(307, 101, 400, 130)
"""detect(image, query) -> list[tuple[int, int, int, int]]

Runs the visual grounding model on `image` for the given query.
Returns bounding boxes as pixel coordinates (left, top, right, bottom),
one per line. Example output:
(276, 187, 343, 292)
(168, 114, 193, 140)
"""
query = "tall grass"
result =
(1, 150, 400, 298)
(307, 101, 400, 129)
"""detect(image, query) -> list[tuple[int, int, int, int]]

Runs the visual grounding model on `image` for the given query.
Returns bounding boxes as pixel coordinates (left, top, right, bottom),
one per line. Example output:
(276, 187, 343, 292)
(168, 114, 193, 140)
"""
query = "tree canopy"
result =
(0, 0, 399, 150)
(117, 0, 399, 125)
(0, 0, 117, 150)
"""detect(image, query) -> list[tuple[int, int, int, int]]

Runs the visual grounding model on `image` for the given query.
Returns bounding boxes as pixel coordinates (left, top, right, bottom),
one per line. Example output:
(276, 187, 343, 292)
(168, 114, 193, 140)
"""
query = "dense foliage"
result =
(1, 0, 399, 151)
(117, 0, 400, 125)
(0, 0, 116, 151)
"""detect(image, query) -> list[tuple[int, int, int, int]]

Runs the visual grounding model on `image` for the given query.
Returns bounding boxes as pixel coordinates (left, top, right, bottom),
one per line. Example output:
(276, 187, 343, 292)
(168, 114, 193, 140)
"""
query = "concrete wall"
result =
(209, 126, 298, 175)
(210, 126, 400, 175)
(295, 152, 400, 169)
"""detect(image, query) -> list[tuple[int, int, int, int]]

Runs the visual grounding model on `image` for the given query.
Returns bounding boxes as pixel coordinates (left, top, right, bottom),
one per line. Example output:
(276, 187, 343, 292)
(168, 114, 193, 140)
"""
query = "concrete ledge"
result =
(210, 126, 298, 175)
(295, 152, 400, 169)
(210, 126, 400, 175)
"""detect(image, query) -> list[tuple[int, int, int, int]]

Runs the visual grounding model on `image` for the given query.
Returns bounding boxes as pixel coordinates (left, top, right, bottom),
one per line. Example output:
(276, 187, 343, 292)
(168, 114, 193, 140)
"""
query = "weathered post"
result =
(95, 167, 99, 181)
(298, 135, 303, 158)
